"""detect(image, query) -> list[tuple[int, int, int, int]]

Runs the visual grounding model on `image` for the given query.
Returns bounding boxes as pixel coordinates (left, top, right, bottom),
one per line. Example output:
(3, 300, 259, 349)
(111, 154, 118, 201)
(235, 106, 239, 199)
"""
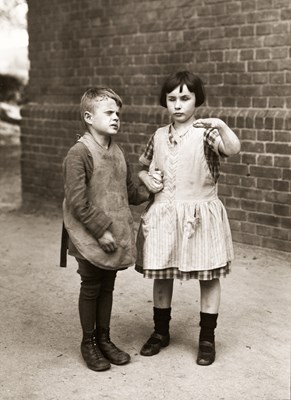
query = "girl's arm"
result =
(193, 118, 241, 156)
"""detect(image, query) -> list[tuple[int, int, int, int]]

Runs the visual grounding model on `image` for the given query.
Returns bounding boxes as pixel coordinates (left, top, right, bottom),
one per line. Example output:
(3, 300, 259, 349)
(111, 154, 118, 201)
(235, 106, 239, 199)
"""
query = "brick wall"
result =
(22, 0, 291, 252)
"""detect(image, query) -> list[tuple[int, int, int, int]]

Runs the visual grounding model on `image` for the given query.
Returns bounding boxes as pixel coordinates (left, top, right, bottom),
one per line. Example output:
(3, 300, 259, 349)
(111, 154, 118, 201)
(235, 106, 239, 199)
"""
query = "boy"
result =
(61, 87, 148, 371)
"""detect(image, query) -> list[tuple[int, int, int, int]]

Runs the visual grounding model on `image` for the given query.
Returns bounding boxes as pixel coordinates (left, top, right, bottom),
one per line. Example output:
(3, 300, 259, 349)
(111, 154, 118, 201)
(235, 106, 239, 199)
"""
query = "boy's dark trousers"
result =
(76, 258, 130, 370)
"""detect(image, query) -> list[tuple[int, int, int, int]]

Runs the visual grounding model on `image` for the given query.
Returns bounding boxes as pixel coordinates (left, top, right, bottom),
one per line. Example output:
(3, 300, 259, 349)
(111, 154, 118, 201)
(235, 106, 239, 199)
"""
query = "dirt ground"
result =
(0, 122, 290, 400)
(0, 208, 290, 400)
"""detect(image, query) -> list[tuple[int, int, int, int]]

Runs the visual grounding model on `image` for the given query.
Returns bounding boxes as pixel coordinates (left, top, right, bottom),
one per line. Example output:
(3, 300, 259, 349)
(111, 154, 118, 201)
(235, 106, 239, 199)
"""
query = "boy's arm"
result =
(136, 132, 163, 194)
(125, 159, 150, 205)
(63, 144, 113, 239)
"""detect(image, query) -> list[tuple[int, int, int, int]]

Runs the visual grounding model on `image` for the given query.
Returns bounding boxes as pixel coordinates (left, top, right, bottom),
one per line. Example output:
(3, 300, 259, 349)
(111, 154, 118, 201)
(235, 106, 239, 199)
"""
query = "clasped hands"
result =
(139, 170, 163, 194)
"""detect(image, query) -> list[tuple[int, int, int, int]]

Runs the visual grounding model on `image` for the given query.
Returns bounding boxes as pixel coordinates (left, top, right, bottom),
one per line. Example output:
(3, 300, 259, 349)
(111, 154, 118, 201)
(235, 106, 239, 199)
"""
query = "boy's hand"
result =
(98, 230, 118, 253)
(138, 170, 163, 194)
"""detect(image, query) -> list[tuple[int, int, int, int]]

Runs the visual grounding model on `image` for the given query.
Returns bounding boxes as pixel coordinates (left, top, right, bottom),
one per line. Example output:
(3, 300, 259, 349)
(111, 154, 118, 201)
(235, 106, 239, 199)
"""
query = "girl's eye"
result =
(167, 97, 176, 102)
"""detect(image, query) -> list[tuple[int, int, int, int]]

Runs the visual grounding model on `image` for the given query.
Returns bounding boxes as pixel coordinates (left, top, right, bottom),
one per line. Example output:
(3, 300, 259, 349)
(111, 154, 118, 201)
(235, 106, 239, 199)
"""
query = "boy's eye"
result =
(105, 111, 120, 117)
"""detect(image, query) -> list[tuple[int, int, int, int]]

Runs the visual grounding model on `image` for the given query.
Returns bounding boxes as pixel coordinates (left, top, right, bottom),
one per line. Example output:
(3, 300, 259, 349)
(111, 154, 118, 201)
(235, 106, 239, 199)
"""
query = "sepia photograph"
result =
(0, 1, 290, 399)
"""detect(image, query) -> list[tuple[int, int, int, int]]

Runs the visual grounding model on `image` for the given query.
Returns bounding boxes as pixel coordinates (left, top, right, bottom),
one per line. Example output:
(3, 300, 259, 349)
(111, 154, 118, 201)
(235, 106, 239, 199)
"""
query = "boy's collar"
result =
(87, 131, 112, 149)
(81, 132, 112, 150)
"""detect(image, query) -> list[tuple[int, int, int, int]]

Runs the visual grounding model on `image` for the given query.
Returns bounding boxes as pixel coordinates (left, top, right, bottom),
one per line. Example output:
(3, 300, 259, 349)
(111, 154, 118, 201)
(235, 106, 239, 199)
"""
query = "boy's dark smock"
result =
(62, 132, 148, 270)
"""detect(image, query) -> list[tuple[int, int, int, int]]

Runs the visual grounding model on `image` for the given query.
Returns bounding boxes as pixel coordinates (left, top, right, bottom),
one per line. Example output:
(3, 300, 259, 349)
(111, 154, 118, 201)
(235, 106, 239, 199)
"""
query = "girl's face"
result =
(166, 84, 196, 125)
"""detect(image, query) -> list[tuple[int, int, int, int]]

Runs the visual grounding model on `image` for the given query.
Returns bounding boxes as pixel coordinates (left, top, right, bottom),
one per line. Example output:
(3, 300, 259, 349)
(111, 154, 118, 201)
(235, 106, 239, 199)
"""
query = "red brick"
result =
(233, 187, 264, 201)
(250, 166, 281, 179)
(257, 155, 273, 166)
(225, 197, 241, 209)
(283, 169, 291, 181)
(242, 142, 265, 153)
(242, 154, 256, 164)
(266, 143, 291, 155)
(281, 218, 291, 229)
(241, 177, 256, 187)
(253, 98, 268, 108)
(261, 237, 290, 252)
(268, 98, 285, 108)
(275, 131, 291, 142)
(241, 199, 257, 211)
(265, 191, 291, 204)
(274, 156, 291, 168)
(232, 231, 261, 247)
(273, 204, 290, 216)
(248, 212, 281, 227)
(256, 202, 273, 214)
(256, 225, 273, 237)
(273, 180, 290, 192)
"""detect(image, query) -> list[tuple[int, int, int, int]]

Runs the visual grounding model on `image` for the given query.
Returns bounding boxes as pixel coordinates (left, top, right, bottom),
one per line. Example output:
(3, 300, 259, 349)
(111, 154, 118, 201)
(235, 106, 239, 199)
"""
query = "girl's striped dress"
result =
(136, 124, 234, 281)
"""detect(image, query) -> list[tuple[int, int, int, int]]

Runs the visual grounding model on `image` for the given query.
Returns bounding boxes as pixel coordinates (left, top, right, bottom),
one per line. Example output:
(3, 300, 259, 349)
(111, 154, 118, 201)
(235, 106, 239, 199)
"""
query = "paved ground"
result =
(0, 206, 290, 400)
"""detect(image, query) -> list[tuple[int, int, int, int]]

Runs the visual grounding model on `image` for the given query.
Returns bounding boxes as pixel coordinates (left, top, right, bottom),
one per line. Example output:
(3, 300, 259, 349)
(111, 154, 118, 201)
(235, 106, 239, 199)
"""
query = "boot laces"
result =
(91, 334, 105, 359)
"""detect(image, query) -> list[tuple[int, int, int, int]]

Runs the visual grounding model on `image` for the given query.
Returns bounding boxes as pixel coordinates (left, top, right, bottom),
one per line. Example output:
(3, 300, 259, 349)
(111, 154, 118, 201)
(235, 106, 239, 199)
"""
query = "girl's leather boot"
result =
(81, 331, 111, 371)
(96, 328, 130, 365)
(140, 307, 171, 356)
(196, 312, 218, 366)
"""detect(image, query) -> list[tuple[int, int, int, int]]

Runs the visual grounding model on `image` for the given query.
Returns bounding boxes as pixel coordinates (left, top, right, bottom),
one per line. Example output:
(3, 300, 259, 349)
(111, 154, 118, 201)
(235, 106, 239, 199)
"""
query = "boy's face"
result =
(84, 97, 120, 136)
(166, 84, 196, 124)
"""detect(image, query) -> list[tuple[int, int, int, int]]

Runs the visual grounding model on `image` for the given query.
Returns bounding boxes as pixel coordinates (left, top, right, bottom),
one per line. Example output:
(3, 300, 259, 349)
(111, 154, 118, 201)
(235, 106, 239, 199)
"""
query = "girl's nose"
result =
(174, 100, 181, 109)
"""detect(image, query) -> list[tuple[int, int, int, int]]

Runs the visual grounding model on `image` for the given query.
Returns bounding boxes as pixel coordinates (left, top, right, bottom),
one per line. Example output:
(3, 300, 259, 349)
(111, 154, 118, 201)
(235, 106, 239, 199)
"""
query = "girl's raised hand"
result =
(193, 117, 241, 156)
(193, 118, 223, 130)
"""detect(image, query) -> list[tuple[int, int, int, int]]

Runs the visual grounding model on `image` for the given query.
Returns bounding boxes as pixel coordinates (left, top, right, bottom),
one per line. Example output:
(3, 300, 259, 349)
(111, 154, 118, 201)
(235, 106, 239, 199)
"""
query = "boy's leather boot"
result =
(96, 328, 130, 365)
(81, 331, 111, 371)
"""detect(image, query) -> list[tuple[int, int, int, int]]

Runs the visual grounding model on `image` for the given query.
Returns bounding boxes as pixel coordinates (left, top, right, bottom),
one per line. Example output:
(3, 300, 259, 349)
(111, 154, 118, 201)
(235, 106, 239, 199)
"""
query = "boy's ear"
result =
(84, 111, 92, 124)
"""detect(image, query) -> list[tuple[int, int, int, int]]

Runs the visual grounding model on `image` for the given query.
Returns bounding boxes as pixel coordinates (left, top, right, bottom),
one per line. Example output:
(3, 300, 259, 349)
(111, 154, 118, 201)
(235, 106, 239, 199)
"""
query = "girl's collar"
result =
(169, 122, 195, 145)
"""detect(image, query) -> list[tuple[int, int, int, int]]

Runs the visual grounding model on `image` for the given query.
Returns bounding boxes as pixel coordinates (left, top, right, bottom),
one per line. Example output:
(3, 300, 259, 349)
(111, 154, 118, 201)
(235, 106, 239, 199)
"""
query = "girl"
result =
(136, 71, 241, 366)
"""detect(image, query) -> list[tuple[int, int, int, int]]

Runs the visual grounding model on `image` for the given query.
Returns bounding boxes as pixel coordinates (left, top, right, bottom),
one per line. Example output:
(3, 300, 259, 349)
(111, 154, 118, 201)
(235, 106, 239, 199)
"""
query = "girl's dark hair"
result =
(159, 71, 205, 108)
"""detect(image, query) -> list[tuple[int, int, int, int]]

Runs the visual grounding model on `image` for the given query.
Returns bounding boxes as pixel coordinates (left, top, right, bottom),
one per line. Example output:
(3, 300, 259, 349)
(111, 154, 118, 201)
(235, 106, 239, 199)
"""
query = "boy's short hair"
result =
(80, 87, 123, 126)
(159, 71, 205, 108)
